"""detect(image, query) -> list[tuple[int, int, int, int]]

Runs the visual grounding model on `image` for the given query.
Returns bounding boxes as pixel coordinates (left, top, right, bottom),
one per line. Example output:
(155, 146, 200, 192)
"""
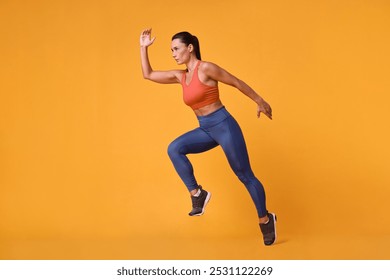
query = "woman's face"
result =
(171, 39, 191, 65)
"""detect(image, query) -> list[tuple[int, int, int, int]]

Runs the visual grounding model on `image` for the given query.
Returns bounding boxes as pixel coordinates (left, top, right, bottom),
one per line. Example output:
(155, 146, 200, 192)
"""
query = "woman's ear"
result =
(188, 44, 193, 53)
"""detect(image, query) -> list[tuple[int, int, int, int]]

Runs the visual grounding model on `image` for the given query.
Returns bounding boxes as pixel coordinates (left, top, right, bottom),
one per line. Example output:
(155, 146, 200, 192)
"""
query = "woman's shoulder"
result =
(199, 60, 217, 68)
(176, 69, 189, 83)
(171, 69, 186, 77)
(173, 69, 187, 75)
(199, 61, 221, 73)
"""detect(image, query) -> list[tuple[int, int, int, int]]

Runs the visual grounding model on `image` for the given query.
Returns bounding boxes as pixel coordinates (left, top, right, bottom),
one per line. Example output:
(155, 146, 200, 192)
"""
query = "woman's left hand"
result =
(257, 99, 272, 120)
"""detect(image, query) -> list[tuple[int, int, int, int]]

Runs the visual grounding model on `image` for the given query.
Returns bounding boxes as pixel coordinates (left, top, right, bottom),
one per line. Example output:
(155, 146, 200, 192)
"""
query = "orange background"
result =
(1, 0, 390, 259)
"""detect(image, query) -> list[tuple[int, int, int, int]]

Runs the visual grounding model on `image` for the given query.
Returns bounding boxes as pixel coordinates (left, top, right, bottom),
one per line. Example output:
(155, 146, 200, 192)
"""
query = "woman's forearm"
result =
(235, 79, 272, 119)
(236, 79, 264, 105)
(140, 46, 153, 79)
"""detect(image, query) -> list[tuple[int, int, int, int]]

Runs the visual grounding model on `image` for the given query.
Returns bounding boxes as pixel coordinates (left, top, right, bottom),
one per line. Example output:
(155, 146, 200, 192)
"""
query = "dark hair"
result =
(172, 31, 201, 60)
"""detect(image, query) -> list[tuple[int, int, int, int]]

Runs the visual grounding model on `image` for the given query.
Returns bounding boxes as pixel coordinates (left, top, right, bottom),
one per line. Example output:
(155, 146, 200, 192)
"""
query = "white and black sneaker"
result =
(259, 212, 277, 246)
(188, 186, 211, 216)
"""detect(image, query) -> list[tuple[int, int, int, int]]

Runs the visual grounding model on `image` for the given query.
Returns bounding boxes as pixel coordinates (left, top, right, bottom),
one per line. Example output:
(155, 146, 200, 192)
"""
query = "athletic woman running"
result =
(140, 28, 277, 245)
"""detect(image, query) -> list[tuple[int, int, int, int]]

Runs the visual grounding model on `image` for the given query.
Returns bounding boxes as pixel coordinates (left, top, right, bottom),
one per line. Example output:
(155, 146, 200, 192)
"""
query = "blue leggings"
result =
(167, 107, 267, 218)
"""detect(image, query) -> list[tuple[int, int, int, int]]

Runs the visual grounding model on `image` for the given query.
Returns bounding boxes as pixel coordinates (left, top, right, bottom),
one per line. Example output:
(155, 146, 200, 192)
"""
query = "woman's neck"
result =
(186, 58, 199, 72)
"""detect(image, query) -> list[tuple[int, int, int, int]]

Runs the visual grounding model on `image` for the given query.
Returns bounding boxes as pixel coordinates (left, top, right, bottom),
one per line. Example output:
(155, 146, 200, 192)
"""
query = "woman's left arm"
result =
(202, 62, 272, 119)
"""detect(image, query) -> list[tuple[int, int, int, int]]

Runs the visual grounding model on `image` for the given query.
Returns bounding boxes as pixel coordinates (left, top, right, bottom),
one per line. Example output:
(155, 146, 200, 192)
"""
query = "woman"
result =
(140, 28, 277, 246)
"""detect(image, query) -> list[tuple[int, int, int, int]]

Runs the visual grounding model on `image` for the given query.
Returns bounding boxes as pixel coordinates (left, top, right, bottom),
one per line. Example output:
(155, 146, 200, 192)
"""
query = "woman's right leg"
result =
(167, 127, 218, 192)
(167, 127, 218, 216)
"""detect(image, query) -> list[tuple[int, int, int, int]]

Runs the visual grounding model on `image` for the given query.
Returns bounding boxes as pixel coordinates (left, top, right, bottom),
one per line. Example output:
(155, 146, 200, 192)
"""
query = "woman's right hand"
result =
(140, 28, 156, 47)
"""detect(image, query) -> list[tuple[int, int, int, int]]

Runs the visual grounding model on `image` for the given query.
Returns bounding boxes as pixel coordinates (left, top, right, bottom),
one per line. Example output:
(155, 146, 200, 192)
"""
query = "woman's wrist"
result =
(255, 95, 264, 105)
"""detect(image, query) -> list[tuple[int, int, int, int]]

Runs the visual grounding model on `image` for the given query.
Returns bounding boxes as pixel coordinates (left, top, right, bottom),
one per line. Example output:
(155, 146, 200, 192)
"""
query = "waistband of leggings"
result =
(197, 106, 230, 128)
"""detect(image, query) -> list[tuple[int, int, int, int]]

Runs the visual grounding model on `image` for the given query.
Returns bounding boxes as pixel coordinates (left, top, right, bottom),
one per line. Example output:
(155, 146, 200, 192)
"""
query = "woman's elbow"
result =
(142, 72, 152, 80)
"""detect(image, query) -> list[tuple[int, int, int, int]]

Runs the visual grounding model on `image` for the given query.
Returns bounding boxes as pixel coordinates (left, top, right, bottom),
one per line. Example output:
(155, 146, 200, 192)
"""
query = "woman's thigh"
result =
(168, 127, 219, 155)
(209, 116, 251, 173)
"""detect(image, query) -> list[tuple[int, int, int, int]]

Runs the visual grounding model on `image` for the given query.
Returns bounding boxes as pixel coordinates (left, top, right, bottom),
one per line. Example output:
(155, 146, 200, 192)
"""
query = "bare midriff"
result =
(193, 100, 224, 116)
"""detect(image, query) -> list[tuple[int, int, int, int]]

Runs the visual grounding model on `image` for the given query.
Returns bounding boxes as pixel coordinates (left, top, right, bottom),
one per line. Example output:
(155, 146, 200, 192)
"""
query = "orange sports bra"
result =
(181, 60, 220, 110)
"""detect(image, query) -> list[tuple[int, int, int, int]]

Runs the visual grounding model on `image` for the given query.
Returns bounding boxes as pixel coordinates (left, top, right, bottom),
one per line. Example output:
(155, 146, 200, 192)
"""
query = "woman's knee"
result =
(167, 141, 177, 158)
(235, 169, 256, 186)
(167, 140, 184, 159)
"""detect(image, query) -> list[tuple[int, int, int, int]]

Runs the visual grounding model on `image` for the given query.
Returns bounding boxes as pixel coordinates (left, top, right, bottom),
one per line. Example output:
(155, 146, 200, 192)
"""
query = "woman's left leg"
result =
(207, 115, 267, 218)
(200, 109, 276, 245)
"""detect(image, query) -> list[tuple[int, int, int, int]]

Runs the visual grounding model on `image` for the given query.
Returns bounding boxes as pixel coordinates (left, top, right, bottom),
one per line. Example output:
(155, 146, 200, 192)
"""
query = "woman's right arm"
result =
(140, 29, 181, 84)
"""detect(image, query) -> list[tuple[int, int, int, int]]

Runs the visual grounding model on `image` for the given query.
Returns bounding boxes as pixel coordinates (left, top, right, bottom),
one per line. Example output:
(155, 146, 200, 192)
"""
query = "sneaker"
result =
(259, 212, 277, 246)
(188, 186, 211, 216)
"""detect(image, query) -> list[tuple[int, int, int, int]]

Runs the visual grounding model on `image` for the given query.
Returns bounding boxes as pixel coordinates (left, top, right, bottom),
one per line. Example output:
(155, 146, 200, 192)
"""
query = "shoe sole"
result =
(192, 192, 211, 216)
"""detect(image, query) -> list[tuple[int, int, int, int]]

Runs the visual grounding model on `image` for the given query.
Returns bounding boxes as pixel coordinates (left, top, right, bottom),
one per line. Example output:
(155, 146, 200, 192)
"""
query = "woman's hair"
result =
(172, 31, 201, 60)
